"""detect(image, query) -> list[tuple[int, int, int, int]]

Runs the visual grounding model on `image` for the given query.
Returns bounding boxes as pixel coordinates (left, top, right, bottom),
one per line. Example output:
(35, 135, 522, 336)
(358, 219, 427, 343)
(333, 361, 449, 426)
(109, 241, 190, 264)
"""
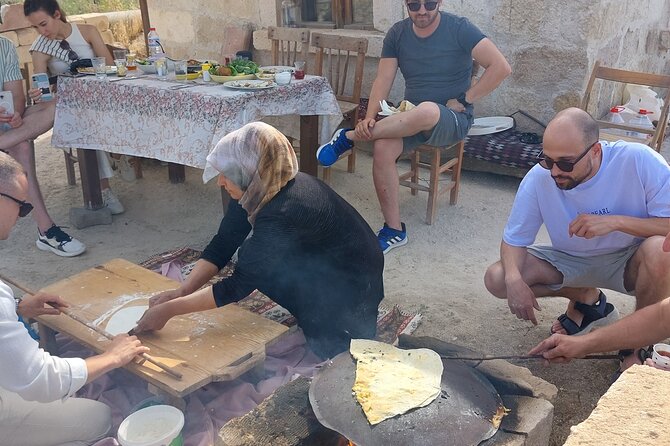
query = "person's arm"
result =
(500, 241, 541, 325)
(84, 334, 149, 383)
(569, 215, 670, 239)
(354, 57, 398, 140)
(149, 259, 219, 306)
(134, 286, 217, 333)
(530, 297, 670, 362)
(81, 24, 113, 64)
(30, 50, 51, 77)
(464, 38, 511, 104)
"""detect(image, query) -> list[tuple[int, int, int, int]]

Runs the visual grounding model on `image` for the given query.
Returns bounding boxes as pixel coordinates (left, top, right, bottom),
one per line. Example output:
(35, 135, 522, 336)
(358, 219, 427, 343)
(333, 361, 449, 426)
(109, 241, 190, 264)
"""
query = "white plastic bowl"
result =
(117, 405, 184, 446)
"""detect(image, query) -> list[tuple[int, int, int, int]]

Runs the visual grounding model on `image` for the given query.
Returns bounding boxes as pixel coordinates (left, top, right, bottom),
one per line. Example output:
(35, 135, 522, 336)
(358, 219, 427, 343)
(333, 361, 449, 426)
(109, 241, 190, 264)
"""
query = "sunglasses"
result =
(537, 142, 597, 173)
(406, 1, 439, 12)
(0, 192, 33, 217)
(59, 40, 79, 61)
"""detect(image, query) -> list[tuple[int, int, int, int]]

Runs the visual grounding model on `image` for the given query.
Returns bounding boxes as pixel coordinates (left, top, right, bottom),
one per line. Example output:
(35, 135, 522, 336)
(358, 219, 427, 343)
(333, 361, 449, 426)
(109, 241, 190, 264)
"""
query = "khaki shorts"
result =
(402, 104, 473, 153)
(527, 244, 640, 295)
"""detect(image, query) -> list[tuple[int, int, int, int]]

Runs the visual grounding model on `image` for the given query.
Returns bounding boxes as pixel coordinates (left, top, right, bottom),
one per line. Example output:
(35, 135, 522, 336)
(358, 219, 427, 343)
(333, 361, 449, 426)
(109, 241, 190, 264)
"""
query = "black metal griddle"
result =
(309, 349, 505, 446)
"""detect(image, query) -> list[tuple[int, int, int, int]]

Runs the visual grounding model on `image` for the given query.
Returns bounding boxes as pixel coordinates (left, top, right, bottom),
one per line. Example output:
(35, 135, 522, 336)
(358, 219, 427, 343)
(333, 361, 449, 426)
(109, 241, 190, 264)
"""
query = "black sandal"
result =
(611, 346, 653, 383)
(551, 291, 620, 336)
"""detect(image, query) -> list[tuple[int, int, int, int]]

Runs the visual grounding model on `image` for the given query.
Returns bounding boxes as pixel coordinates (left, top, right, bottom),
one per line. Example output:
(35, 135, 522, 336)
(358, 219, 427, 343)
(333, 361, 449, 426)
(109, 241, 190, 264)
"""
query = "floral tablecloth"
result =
(52, 75, 343, 169)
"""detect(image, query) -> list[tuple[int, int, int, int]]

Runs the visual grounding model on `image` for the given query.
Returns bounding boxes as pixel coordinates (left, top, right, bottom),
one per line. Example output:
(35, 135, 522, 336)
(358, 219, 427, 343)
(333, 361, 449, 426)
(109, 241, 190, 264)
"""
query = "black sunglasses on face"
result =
(59, 40, 79, 61)
(407, 1, 439, 12)
(537, 142, 597, 173)
(0, 192, 33, 217)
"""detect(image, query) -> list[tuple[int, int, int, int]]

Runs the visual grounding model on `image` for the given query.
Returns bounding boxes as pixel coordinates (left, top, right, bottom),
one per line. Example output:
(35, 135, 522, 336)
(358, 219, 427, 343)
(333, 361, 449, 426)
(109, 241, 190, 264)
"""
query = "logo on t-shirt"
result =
(589, 207, 611, 215)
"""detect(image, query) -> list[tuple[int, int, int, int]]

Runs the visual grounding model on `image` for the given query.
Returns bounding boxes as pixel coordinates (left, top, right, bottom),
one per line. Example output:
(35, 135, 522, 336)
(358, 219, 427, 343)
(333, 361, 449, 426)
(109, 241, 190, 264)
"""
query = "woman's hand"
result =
(17, 292, 69, 319)
(133, 304, 173, 334)
(102, 334, 149, 367)
(0, 110, 22, 129)
(149, 288, 183, 307)
(27, 88, 44, 103)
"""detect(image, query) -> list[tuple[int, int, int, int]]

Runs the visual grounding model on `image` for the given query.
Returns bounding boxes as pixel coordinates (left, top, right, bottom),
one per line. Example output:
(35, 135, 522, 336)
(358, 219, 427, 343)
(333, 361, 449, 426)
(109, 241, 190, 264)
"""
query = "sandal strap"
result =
(574, 291, 609, 320)
(556, 313, 582, 336)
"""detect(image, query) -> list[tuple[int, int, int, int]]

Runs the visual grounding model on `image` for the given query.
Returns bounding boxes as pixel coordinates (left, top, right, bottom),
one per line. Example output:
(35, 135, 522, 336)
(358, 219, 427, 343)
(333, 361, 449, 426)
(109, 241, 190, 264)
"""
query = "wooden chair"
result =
(311, 32, 368, 183)
(581, 61, 670, 152)
(268, 26, 310, 67)
(398, 141, 465, 225)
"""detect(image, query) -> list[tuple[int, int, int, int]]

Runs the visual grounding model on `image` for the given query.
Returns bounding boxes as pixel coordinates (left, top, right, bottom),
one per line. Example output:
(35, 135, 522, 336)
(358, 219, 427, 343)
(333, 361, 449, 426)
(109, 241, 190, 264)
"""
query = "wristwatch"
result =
(457, 92, 471, 108)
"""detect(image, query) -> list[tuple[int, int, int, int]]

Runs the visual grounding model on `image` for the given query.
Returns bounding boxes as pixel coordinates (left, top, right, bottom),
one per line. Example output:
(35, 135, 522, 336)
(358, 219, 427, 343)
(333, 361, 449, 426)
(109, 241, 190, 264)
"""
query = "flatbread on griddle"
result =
(350, 339, 443, 425)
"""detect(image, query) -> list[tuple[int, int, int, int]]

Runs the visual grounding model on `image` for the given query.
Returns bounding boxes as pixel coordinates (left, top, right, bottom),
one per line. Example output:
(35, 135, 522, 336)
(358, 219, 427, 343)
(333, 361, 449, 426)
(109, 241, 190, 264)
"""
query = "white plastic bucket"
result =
(117, 405, 184, 446)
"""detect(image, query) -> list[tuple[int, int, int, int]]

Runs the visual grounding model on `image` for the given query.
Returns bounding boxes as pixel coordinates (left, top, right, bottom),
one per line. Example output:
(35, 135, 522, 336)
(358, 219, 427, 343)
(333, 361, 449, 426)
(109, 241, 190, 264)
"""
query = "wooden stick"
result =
(0, 274, 183, 380)
(441, 354, 620, 361)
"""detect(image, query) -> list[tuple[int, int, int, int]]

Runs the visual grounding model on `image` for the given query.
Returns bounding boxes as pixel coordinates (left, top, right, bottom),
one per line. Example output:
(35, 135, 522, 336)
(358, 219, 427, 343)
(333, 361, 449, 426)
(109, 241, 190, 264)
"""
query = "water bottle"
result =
(603, 106, 626, 136)
(147, 27, 163, 59)
(627, 109, 654, 140)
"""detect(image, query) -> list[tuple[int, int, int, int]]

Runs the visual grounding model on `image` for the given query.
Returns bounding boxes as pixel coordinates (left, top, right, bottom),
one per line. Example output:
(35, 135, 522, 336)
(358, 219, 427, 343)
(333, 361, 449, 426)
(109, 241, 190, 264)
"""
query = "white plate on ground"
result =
(258, 65, 294, 74)
(468, 116, 514, 136)
(223, 79, 276, 90)
(105, 305, 148, 335)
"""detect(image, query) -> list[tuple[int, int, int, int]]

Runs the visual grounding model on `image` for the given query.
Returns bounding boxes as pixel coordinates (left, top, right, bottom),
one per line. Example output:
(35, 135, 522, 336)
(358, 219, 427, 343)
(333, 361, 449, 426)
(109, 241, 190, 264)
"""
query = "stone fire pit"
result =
(216, 335, 557, 446)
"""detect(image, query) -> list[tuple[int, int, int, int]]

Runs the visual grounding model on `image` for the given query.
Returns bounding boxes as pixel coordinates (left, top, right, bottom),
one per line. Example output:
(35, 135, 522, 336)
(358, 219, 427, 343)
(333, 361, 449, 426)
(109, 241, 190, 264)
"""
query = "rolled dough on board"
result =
(105, 305, 148, 335)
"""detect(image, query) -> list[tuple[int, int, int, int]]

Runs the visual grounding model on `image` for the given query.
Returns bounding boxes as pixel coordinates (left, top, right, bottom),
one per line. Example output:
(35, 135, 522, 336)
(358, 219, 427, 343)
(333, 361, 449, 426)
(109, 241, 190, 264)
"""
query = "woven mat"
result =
(464, 129, 543, 170)
(139, 247, 421, 344)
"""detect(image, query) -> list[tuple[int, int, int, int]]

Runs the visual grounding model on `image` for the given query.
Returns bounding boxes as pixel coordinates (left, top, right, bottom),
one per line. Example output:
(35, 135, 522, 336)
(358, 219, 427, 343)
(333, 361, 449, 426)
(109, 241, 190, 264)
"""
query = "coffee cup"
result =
(652, 343, 670, 370)
(275, 71, 291, 86)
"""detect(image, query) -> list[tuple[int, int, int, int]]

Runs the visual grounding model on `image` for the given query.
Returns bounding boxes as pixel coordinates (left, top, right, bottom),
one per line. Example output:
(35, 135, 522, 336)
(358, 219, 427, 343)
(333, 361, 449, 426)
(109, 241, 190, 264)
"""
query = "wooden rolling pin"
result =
(441, 354, 619, 361)
(0, 274, 183, 380)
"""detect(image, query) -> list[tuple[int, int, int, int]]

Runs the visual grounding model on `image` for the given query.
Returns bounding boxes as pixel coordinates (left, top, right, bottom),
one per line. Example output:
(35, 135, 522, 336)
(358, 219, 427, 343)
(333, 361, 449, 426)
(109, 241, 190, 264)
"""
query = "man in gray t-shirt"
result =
(317, 1, 511, 254)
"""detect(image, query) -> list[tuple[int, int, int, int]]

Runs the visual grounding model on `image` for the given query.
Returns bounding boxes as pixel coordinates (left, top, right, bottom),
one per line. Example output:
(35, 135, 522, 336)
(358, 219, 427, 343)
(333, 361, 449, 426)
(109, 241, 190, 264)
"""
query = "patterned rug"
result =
(139, 247, 421, 344)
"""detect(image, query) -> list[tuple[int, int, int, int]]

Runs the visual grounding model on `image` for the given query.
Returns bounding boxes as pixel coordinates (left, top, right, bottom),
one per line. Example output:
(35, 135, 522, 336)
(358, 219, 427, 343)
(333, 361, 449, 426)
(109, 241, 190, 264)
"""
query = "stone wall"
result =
(147, 0, 670, 125)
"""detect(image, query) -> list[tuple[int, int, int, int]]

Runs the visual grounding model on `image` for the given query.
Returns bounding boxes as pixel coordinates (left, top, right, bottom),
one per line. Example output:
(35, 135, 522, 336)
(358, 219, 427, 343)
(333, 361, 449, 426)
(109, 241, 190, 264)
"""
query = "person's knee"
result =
(636, 236, 670, 278)
(412, 102, 441, 126)
(372, 139, 403, 164)
(484, 261, 507, 298)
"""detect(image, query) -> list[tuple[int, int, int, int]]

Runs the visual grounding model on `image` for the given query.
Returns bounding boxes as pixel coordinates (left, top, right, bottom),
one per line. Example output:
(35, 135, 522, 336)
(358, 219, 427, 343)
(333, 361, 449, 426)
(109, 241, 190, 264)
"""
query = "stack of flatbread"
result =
(379, 100, 416, 115)
(350, 339, 443, 425)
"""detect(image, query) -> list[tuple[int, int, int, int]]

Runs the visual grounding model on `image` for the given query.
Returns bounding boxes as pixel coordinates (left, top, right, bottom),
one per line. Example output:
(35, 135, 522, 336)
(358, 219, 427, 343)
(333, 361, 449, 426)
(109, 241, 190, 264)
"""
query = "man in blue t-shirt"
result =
(316, 1, 511, 254)
(484, 107, 670, 373)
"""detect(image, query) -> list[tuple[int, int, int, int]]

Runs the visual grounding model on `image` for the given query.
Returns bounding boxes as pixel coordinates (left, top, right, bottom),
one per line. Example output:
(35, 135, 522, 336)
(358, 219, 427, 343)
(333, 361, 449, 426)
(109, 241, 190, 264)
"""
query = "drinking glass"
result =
(114, 59, 127, 77)
(126, 53, 137, 77)
(112, 49, 127, 61)
(293, 60, 305, 80)
(155, 57, 168, 80)
(174, 60, 188, 81)
(92, 57, 107, 80)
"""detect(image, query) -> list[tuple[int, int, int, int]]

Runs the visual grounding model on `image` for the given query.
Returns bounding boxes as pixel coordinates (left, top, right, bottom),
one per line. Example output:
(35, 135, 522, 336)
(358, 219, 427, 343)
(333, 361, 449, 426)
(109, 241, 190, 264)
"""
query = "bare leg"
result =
(0, 101, 55, 152)
(372, 138, 404, 230)
(484, 254, 600, 334)
(346, 102, 442, 142)
(4, 140, 54, 232)
(624, 236, 670, 309)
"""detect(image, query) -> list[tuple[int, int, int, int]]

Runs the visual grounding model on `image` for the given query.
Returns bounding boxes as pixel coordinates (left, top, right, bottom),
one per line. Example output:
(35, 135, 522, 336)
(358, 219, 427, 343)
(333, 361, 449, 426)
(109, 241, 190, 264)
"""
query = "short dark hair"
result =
(0, 152, 25, 193)
(24, 0, 67, 23)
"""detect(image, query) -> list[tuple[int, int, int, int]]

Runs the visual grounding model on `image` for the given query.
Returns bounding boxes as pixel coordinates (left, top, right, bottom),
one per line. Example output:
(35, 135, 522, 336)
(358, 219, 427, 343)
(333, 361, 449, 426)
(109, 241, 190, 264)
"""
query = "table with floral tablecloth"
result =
(52, 75, 343, 171)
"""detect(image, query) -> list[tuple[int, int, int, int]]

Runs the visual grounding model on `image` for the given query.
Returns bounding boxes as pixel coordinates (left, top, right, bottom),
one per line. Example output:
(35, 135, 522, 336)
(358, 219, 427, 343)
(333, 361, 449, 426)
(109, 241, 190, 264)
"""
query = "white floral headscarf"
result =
(203, 122, 299, 224)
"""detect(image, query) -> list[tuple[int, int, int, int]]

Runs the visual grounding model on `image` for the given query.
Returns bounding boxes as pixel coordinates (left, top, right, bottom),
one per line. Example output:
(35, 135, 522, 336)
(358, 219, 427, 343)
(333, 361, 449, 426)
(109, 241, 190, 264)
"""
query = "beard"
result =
(552, 160, 593, 190)
(411, 11, 439, 29)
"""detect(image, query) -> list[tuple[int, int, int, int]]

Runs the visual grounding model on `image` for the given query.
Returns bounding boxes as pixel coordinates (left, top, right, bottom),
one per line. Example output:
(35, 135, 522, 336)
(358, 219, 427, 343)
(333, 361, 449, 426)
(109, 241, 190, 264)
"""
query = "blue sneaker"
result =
(377, 223, 408, 254)
(316, 128, 354, 167)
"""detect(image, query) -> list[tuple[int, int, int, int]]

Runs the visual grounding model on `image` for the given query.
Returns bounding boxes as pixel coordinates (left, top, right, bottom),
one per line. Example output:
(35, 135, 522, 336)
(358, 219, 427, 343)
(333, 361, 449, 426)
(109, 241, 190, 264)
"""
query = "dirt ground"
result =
(2, 131, 663, 445)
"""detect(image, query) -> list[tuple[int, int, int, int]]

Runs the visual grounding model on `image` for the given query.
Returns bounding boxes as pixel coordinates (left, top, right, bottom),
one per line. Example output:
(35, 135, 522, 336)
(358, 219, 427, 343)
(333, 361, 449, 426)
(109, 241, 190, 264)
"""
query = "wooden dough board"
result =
(35, 259, 289, 397)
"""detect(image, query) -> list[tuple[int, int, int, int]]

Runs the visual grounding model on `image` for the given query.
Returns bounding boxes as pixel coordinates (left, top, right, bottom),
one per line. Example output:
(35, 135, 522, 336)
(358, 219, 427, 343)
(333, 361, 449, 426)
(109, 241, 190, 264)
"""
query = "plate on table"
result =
(77, 65, 118, 75)
(210, 73, 256, 83)
(223, 79, 276, 90)
(467, 116, 514, 136)
(258, 66, 294, 74)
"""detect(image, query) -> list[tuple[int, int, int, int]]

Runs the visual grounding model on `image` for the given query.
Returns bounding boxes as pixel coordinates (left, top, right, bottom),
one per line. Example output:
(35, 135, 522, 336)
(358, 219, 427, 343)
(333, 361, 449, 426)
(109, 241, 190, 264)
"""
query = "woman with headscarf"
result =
(134, 122, 384, 358)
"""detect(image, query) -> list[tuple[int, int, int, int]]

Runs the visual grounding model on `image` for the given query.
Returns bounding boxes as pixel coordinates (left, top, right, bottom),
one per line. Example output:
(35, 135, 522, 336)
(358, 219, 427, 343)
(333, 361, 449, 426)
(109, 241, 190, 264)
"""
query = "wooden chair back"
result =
(19, 63, 32, 106)
(268, 26, 310, 67)
(311, 32, 368, 105)
(581, 61, 670, 152)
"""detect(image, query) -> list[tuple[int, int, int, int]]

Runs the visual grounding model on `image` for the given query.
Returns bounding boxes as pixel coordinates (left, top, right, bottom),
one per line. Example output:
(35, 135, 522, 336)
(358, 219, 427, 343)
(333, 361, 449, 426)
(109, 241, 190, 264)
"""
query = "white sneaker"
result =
(36, 225, 86, 257)
(118, 155, 137, 183)
(102, 188, 125, 215)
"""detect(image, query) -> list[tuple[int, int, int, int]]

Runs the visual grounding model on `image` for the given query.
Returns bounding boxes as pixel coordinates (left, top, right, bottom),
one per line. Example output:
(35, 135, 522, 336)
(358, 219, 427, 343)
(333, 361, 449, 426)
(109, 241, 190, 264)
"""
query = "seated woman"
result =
(134, 122, 384, 358)
(24, 0, 125, 215)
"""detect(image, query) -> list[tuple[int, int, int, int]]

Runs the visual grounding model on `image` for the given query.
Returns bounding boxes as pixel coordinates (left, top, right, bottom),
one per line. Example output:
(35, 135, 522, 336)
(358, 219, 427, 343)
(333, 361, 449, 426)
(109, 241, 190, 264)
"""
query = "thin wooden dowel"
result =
(0, 274, 183, 380)
(441, 354, 620, 361)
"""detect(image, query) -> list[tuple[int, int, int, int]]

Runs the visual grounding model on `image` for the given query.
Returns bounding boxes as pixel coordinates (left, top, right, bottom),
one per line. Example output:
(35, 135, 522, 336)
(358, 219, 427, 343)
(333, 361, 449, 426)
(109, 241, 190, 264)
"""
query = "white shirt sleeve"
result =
(503, 167, 544, 247)
(0, 281, 88, 402)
